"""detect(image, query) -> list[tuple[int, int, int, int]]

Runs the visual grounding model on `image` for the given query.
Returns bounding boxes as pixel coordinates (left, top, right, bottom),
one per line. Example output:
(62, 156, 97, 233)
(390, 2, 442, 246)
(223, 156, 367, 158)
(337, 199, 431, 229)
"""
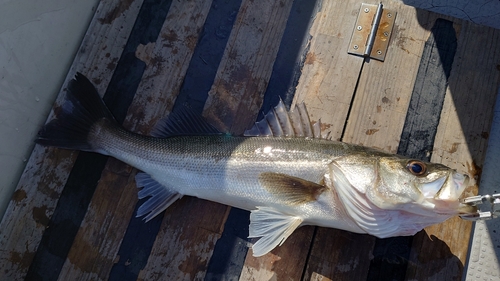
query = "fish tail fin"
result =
(36, 73, 116, 152)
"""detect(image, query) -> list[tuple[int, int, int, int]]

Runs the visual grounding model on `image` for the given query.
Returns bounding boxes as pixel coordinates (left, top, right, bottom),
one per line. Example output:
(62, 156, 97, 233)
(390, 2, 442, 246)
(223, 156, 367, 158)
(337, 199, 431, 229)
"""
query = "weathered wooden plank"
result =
(207, 2, 322, 279)
(306, 230, 374, 281)
(4, 0, 498, 280)
(291, 0, 365, 140)
(137, 0, 293, 279)
(56, 1, 214, 280)
(137, 199, 228, 280)
(57, 158, 138, 281)
(367, 15, 459, 281)
(406, 19, 500, 281)
(240, 1, 365, 279)
(203, 0, 294, 135)
(343, 5, 435, 152)
(303, 2, 457, 280)
(240, 226, 315, 281)
(258, 0, 321, 115)
(0, 0, 142, 279)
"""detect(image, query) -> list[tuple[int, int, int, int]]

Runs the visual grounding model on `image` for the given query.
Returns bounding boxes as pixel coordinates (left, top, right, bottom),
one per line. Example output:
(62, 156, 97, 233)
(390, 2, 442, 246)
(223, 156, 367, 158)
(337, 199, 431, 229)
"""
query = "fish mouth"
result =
(423, 172, 474, 215)
(458, 203, 478, 215)
(434, 172, 470, 201)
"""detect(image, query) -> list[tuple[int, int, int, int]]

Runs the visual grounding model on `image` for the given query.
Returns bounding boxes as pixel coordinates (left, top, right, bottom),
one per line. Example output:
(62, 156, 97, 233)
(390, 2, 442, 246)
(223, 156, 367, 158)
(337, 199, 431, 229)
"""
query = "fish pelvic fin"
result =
(136, 172, 182, 221)
(36, 73, 117, 151)
(258, 172, 327, 205)
(244, 99, 327, 139)
(249, 207, 303, 257)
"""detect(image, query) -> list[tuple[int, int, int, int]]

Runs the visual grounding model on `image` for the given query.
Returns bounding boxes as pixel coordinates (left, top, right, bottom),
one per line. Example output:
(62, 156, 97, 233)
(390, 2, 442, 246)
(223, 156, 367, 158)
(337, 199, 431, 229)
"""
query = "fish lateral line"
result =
(35, 73, 475, 257)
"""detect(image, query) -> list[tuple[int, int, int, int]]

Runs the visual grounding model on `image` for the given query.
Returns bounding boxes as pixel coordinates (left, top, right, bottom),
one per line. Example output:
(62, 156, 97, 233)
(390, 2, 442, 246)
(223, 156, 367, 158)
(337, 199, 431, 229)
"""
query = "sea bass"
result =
(36, 73, 475, 256)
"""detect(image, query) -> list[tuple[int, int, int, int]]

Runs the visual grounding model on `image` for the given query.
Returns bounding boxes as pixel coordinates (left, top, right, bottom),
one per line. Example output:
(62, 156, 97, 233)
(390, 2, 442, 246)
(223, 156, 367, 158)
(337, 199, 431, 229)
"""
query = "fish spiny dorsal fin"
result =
(151, 107, 221, 137)
(244, 99, 323, 138)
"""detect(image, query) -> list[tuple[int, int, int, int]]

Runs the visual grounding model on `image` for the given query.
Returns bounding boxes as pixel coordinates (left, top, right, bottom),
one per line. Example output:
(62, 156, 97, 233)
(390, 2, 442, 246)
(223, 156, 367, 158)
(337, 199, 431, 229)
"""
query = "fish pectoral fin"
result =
(248, 206, 303, 257)
(329, 163, 400, 238)
(259, 172, 327, 205)
(135, 172, 182, 222)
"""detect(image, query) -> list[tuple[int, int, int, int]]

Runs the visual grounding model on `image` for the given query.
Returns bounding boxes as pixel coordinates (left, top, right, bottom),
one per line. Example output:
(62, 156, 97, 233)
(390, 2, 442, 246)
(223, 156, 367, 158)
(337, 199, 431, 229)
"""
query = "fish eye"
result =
(406, 160, 427, 176)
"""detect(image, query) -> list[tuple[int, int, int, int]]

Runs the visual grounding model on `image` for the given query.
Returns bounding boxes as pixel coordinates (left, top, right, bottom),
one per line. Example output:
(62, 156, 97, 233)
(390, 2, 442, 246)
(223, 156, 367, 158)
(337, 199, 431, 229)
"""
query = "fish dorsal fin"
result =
(258, 172, 327, 205)
(135, 172, 182, 221)
(151, 108, 221, 137)
(244, 99, 324, 138)
(248, 207, 303, 257)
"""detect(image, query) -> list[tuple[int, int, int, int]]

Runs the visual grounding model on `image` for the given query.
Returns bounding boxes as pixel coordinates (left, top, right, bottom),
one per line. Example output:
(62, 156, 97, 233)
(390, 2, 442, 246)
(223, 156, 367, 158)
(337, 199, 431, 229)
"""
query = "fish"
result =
(36, 73, 476, 257)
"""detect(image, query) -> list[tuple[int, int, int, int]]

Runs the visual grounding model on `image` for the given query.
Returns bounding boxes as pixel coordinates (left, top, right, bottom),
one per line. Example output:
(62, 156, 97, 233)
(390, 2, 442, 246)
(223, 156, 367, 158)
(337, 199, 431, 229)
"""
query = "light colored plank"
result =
(58, 1, 215, 280)
(0, 0, 142, 279)
(407, 19, 500, 280)
(203, 0, 294, 135)
(124, 0, 213, 134)
(291, 0, 365, 140)
(138, 199, 228, 281)
(296, 1, 426, 279)
(58, 159, 138, 281)
(343, 4, 435, 151)
(302, 2, 471, 280)
(139, 0, 293, 279)
(304, 229, 374, 281)
(239, 0, 366, 279)
(240, 226, 314, 281)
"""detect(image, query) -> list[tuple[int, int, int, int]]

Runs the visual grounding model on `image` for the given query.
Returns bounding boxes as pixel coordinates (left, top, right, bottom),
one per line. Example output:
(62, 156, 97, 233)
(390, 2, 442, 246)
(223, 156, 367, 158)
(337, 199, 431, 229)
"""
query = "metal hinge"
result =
(348, 3, 396, 61)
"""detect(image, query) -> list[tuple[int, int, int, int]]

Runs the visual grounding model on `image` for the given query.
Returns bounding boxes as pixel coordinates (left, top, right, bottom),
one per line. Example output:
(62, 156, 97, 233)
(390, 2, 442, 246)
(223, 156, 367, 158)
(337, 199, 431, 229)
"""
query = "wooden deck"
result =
(1, 0, 500, 280)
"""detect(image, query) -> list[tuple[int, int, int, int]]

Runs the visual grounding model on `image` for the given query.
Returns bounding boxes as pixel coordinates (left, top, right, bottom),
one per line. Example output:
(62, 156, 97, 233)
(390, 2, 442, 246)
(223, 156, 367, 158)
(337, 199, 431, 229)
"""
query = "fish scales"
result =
(93, 122, 344, 208)
(36, 73, 476, 256)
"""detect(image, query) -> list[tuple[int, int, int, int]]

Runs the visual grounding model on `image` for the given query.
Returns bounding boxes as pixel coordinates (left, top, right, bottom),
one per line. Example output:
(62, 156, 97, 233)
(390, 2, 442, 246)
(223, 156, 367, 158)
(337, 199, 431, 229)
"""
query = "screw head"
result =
(387, 13, 392, 18)
(383, 31, 389, 37)
(353, 45, 359, 50)
(364, 8, 370, 13)
(357, 26, 362, 31)
(377, 50, 382, 55)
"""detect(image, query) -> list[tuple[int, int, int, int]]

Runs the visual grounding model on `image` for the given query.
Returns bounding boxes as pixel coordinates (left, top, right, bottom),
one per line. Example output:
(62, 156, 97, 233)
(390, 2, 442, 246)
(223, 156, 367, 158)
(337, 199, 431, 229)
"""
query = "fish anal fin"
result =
(135, 172, 182, 221)
(249, 207, 303, 257)
(259, 172, 326, 205)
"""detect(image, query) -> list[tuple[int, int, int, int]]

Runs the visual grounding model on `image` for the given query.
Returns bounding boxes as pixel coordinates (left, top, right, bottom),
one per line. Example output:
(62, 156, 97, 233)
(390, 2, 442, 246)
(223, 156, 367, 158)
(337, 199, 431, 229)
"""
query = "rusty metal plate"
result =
(348, 3, 396, 61)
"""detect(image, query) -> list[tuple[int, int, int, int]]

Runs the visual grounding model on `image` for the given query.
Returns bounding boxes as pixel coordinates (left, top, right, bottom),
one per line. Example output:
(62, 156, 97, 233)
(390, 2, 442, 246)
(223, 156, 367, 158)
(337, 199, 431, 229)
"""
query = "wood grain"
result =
(59, 1, 215, 280)
(292, 0, 364, 140)
(406, 18, 500, 281)
(2, 0, 499, 279)
(0, 0, 142, 279)
(139, 0, 293, 279)
(304, 230, 375, 281)
(203, 0, 294, 135)
(299, 2, 434, 280)
(240, 0, 366, 279)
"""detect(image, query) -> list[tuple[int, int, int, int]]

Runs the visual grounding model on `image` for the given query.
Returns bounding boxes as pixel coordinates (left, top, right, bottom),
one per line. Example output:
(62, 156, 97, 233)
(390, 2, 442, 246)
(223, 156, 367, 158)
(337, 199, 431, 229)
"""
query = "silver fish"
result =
(37, 73, 476, 256)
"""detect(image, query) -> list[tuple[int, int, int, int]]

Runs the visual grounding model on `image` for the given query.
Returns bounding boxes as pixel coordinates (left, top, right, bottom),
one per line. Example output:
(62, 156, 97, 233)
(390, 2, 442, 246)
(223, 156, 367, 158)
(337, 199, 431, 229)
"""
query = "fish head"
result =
(374, 157, 474, 215)
(330, 152, 476, 237)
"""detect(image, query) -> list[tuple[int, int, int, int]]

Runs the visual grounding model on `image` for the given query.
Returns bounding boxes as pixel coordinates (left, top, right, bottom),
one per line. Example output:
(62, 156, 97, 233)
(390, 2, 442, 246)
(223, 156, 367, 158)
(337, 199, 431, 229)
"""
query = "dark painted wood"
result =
(203, 1, 321, 279)
(25, 153, 109, 281)
(172, 0, 243, 115)
(25, 1, 173, 280)
(205, 208, 250, 281)
(367, 18, 458, 281)
(259, 0, 321, 115)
